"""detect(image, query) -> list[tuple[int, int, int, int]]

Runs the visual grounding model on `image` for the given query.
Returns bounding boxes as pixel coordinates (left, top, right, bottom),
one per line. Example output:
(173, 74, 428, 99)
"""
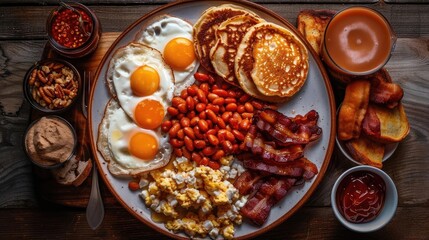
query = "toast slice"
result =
(362, 103, 410, 143)
(345, 135, 384, 168)
(297, 9, 336, 55)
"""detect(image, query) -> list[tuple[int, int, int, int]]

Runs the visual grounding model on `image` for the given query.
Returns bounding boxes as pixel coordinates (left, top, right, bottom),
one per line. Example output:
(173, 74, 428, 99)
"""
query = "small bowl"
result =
(24, 115, 77, 169)
(46, 2, 101, 58)
(331, 165, 398, 232)
(23, 58, 81, 113)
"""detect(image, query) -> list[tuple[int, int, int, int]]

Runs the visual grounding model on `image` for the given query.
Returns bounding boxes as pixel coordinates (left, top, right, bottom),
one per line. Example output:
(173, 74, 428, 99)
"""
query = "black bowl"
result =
(23, 58, 81, 114)
(24, 115, 77, 169)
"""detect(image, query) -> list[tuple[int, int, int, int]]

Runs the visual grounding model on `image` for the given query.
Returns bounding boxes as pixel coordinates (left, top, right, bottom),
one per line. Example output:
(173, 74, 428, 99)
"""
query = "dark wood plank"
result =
(0, 114, 38, 208)
(0, 40, 45, 207)
(0, 206, 427, 239)
(1, 4, 429, 40)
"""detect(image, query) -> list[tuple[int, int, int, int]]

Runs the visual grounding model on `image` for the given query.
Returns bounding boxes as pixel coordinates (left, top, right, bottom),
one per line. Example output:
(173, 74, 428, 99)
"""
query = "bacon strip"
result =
(240, 177, 297, 226)
(256, 109, 322, 145)
(244, 126, 305, 163)
(258, 143, 305, 164)
(370, 72, 404, 109)
(233, 170, 265, 195)
(361, 104, 381, 139)
(242, 157, 318, 180)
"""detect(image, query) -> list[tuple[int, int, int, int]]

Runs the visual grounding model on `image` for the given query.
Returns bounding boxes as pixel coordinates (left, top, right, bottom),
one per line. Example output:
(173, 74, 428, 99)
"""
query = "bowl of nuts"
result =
(23, 58, 81, 113)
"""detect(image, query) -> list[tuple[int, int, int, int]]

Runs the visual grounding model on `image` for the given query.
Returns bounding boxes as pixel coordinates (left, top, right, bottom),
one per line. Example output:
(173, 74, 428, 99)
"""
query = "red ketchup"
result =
(336, 170, 386, 223)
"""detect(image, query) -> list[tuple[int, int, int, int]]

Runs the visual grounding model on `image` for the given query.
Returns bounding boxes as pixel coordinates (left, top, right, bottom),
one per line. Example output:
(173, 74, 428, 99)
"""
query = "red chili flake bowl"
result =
(46, 2, 101, 58)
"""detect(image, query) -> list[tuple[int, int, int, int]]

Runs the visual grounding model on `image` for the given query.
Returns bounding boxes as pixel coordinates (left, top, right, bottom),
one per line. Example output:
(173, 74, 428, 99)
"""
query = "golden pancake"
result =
(210, 14, 264, 86)
(235, 22, 309, 101)
(193, 4, 259, 73)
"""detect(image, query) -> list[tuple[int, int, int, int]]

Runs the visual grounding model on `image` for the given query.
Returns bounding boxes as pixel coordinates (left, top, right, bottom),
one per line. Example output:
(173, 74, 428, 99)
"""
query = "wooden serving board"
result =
(33, 32, 121, 208)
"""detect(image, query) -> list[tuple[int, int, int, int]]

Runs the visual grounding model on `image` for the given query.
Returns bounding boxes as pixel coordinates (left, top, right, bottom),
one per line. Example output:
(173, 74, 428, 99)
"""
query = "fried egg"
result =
(106, 43, 174, 129)
(97, 99, 172, 176)
(135, 16, 199, 95)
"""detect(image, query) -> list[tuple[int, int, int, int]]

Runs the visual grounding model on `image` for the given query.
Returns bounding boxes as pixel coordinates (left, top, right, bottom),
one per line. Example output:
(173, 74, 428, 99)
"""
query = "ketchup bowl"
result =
(331, 165, 398, 232)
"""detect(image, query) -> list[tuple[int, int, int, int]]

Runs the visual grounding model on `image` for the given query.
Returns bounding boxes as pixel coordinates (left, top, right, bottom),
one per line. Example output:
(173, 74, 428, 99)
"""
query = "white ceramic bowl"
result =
(331, 165, 398, 232)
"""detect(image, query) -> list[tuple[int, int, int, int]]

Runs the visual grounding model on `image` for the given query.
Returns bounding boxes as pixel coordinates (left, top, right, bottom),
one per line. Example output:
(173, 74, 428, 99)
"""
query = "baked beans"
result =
(164, 72, 276, 169)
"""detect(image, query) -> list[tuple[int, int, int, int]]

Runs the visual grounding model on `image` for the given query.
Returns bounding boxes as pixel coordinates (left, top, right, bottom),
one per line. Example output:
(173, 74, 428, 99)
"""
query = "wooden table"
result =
(1, 0, 428, 239)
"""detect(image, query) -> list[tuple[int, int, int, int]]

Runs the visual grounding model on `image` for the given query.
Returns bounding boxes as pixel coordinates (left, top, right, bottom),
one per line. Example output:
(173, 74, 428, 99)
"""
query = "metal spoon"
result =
(59, 1, 90, 36)
(86, 163, 104, 230)
(82, 71, 104, 230)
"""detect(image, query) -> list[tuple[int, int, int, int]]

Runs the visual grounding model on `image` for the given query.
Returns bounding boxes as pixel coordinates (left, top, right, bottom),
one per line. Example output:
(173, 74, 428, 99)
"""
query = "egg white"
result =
(135, 15, 199, 95)
(97, 99, 172, 176)
(106, 43, 175, 123)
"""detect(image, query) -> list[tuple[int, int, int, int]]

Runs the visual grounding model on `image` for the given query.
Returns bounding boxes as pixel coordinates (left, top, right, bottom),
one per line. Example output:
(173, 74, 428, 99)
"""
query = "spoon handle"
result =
(59, 1, 76, 11)
(86, 163, 105, 230)
(58, 0, 90, 36)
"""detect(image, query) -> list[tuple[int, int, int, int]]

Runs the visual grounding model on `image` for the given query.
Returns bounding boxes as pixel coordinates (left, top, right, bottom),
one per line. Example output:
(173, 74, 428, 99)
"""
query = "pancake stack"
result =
(193, 4, 309, 103)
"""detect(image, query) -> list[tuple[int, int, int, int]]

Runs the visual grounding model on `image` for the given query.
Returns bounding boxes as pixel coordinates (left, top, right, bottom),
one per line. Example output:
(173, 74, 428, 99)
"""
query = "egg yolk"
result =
(129, 132, 158, 160)
(130, 65, 159, 96)
(135, 99, 165, 129)
(164, 37, 195, 70)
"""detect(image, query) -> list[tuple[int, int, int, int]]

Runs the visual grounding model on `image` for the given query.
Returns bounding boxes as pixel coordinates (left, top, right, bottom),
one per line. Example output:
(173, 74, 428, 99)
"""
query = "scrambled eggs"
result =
(139, 156, 247, 239)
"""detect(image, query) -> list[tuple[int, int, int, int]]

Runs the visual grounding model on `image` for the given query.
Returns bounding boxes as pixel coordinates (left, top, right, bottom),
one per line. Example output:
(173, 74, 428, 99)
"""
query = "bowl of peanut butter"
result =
(24, 115, 77, 169)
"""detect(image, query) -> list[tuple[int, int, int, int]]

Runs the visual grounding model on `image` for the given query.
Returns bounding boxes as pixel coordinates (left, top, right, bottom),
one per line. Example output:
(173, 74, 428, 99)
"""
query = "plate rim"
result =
(88, 0, 337, 239)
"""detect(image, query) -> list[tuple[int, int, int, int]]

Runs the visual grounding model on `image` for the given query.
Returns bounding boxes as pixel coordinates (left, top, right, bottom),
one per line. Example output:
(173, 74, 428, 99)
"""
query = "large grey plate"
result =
(88, 0, 336, 239)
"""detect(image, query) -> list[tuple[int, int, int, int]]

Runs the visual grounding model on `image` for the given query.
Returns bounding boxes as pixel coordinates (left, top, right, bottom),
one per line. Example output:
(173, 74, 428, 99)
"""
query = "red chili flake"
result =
(51, 8, 93, 48)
